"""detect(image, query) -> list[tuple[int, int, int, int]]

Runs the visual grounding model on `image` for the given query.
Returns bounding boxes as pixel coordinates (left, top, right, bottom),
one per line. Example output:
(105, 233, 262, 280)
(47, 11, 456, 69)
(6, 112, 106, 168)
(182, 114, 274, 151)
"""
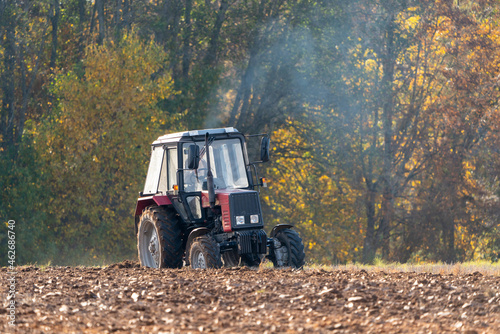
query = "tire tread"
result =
(138, 206, 183, 268)
(190, 235, 222, 268)
(274, 229, 305, 268)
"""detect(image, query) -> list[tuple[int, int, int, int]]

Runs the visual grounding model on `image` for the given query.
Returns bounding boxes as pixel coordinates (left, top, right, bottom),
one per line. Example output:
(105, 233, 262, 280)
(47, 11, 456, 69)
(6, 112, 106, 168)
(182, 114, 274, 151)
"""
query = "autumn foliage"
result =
(1, 0, 500, 265)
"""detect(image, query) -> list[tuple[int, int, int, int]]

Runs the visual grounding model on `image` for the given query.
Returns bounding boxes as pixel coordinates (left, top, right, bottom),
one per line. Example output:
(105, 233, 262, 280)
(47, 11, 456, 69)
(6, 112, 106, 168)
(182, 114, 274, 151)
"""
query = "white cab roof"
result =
(152, 127, 239, 145)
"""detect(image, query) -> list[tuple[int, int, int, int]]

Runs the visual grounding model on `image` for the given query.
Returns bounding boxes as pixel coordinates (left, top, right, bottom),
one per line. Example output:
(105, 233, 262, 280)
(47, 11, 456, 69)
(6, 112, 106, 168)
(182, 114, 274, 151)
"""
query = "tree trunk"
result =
(18, 25, 47, 145)
(49, 0, 60, 71)
(443, 220, 456, 263)
(123, 0, 131, 31)
(228, 0, 267, 127)
(380, 14, 396, 260)
(232, 56, 256, 130)
(204, 0, 229, 66)
(182, 0, 192, 85)
(114, 0, 122, 42)
(96, 0, 106, 45)
(77, 0, 87, 58)
(1, 17, 16, 149)
(162, 0, 182, 87)
(362, 187, 377, 263)
(89, 0, 97, 43)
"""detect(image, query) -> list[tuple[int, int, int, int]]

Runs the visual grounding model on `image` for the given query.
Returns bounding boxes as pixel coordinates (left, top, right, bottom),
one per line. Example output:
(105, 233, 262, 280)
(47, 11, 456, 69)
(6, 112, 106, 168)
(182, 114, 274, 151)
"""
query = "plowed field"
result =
(2, 261, 500, 333)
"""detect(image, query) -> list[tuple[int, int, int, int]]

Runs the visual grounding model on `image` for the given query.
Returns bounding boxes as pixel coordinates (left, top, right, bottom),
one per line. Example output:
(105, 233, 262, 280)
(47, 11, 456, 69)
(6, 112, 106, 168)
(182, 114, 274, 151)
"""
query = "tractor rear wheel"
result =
(271, 228, 305, 268)
(137, 206, 183, 268)
(189, 235, 222, 269)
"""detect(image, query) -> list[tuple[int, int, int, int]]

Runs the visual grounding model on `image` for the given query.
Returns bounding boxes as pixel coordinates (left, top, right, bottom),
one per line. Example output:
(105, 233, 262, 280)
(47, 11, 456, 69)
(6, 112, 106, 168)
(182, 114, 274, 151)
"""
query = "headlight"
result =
(236, 216, 245, 225)
(250, 214, 259, 224)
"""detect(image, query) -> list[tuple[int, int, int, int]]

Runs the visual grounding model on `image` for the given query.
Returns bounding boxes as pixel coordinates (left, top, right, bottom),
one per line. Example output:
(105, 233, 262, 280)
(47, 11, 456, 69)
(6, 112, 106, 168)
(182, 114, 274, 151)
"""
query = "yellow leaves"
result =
(265, 124, 365, 264)
(463, 160, 475, 171)
(435, 46, 447, 56)
(463, 160, 477, 189)
(410, 180, 421, 188)
(399, 14, 420, 31)
(30, 30, 176, 260)
(319, 175, 329, 182)
(364, 59, 378, 72)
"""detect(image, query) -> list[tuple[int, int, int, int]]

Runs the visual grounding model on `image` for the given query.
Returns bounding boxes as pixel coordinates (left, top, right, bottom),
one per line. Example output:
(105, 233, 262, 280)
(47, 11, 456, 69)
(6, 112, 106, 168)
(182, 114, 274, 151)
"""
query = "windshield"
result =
(183, 138, 249, 191)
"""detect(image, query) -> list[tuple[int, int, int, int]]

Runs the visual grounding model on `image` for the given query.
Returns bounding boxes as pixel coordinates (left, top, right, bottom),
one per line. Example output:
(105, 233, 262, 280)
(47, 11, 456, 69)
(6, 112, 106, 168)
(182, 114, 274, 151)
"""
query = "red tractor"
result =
(134, 127, 305, 269)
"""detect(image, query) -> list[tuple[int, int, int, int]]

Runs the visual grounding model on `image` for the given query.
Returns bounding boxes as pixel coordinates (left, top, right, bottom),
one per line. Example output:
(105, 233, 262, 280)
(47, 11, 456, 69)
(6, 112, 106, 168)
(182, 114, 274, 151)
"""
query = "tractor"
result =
(134, 127, 305, 269)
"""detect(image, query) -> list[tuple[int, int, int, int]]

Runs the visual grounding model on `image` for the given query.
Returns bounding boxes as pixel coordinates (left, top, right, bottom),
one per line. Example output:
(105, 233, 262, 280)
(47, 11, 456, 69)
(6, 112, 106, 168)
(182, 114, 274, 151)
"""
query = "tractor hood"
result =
(202, 189, 264, 232)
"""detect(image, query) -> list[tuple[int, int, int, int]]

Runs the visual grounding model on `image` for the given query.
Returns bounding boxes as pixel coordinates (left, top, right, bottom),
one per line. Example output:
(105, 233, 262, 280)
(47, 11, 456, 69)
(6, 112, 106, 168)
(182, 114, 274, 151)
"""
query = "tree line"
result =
(1, 0, 499, 265)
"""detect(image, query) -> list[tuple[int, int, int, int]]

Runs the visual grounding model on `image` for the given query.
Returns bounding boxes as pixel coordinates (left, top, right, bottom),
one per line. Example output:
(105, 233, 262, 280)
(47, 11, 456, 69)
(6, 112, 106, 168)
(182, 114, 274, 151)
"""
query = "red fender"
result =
(134, 195, 172, 217)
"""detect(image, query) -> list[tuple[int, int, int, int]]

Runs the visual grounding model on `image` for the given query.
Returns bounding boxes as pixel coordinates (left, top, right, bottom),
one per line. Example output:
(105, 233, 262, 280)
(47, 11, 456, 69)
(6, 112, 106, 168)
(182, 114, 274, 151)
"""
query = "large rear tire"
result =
(137, 206, 183, 268)
(271, 228, 305, 268)
(189, 235, 222, 269)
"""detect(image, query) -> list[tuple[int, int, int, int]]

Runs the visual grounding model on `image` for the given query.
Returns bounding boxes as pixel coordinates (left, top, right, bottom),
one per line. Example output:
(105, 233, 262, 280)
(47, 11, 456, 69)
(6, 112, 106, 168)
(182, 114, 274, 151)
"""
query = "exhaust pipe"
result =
(205, 133, 216, 209)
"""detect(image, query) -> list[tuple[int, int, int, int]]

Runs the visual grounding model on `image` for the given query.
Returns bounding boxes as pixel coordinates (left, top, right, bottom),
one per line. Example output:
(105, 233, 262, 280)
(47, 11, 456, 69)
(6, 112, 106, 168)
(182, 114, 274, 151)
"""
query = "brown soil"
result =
(2, 262, 499, 333)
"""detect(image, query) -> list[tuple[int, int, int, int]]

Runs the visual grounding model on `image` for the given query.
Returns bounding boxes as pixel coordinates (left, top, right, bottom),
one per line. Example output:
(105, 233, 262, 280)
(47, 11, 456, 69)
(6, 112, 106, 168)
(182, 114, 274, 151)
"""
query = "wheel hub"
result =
(148, 233, 160, 266)
(273, 238, 288, 267)
(194, 251, 206, 269)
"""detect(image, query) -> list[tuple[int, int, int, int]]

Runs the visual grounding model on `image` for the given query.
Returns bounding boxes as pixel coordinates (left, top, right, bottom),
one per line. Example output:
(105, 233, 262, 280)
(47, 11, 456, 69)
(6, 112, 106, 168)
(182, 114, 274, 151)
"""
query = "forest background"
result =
(1, 0, 500, 266)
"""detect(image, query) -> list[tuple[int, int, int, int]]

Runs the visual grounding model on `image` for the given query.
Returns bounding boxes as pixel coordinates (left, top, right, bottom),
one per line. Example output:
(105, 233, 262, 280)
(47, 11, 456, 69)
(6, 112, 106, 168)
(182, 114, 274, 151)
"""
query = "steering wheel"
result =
(187, 168, 209, 185)
(196, 168, 208, 178)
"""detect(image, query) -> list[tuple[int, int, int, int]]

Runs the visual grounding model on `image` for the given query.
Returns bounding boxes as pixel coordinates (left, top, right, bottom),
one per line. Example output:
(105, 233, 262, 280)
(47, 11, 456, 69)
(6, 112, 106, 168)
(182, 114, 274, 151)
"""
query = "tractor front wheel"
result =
(270, 228, 305, 268)
(189, 235, 222, 269)
(137, 206, 183, 268)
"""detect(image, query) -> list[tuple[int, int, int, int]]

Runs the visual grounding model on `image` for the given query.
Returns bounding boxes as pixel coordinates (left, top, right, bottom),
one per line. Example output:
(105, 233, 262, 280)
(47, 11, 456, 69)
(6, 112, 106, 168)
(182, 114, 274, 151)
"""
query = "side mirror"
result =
(187, 145, 200, 169)
(260, 136, 270, 162)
